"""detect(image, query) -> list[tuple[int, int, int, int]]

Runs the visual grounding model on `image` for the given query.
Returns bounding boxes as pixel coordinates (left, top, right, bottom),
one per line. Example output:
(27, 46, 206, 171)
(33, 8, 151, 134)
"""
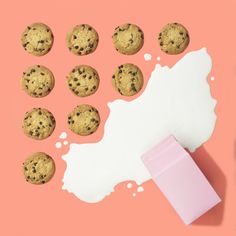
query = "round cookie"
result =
(21, 23, 54, 56)
(66, 24, 99, 56)
(112, 23, 144, 55)
(112, 63, 143, 96)
(68, 104, 100, 136)
(22, 108, 56, 140)
(21, 65, 54, 98)
(22, 152, 55, 184)
(158, 23, 189, 55)
(67, 65, 99, 97)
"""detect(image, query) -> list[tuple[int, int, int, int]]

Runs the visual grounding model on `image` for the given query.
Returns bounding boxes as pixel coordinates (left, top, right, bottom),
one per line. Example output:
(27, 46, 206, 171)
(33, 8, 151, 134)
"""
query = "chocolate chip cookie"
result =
(67, 104, 100, 136)
(112, 63, 143, 96)
(67, 65, 99, 97)
(66, 24, 99, 55)
(158, 23, 189, 55)
(21, 23, 54, 56)
(22, 152, 55, 184)
(22, 108, 56, 140)
(21, 65, 54, 97)
(112, 23, 144, 55)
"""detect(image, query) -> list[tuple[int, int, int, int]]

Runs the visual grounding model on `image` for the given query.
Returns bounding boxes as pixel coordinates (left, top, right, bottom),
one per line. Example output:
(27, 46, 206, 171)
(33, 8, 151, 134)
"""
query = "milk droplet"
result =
(157, 56, 161, 61)
(56, 142, 62, 149)
(132, 193, 136, 197)
(144, 53, 152, 61)
(127, 183, 133, 189)
(63, 140, 69, 145)
(210, 76, 215, 81)
(137, 186, 144, 192)
(59, 132, 67, 139)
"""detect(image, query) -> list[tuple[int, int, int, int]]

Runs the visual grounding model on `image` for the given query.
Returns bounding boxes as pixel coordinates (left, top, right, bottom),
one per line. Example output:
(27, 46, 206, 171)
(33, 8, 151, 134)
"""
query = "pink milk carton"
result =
(141, 135, 221, 225)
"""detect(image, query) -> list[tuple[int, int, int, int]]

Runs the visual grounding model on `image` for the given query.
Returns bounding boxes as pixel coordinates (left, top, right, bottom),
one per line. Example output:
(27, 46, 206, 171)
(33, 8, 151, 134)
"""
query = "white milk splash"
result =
(62, 48, 217, 203)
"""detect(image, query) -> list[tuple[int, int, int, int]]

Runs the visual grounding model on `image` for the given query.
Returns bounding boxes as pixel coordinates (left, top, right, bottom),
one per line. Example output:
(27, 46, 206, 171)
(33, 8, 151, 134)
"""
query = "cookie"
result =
(22, 152, 55, 184)
(22, 108, 56, 140)
(21, 65, 54, 98)
(158, 23, 189, 55)
(66, 24, 99, 55)
(68, 104, 100, 136)
(112, 63, 143, 96)
(67, 65, 99, 97)
(21, 23, 54, 56)
(112, 23, 144, 55)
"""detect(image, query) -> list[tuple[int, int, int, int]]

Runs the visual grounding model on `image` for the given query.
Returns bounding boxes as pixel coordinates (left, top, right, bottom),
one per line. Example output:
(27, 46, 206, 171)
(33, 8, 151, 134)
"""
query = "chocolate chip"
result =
(40, 73, 45, 76)
(73, 35, 77, 39)
(76, 112, 80, 116)
(74, 78, 78, 81)
(74, 46, 79, 49)
(92, 86, 96, 89)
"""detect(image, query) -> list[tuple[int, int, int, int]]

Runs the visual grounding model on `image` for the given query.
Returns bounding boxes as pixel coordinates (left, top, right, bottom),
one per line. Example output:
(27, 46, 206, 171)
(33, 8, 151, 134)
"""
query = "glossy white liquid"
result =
(62, 48, 217, 203)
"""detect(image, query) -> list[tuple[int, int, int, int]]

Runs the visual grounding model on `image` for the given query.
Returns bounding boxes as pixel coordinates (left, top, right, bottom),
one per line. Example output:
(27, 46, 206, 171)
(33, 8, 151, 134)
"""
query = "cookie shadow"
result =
(189, 146, 226, 226)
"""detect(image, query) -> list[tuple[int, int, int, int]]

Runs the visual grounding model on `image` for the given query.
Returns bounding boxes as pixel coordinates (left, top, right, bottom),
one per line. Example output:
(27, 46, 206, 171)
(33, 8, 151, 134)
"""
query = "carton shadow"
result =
(190, 146, 226, 226)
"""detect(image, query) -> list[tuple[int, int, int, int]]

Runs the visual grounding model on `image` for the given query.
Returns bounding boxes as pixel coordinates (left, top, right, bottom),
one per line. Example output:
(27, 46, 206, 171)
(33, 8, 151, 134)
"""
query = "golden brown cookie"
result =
(66, 24, 99, 55)
(22, 152, 55, 184)
(21, 65, 54, 98)
(158, 23, 189, 55)
(21, 23, 54, 56)
(22, 108, 56, 140)
(67, 104, 100, 136)
(67, 65, 99, 97)
(112, 23, 144, 55)
(112, 63, 143, 96)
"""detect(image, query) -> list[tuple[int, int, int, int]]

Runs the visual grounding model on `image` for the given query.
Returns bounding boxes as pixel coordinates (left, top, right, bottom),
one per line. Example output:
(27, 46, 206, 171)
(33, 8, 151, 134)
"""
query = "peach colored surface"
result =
(0, 0, 236, 235)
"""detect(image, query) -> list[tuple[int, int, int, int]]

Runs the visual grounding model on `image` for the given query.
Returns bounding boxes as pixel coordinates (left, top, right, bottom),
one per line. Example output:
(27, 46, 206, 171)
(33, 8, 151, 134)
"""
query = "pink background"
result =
(1, 0, 236, 235)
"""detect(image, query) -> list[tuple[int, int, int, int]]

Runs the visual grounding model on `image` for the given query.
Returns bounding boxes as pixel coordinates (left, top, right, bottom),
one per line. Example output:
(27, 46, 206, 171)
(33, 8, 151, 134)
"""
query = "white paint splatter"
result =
(127, 183, 133, 189)
(137, 186, 144, 192)
(59, 132, 67, 139)
(56, 142, 62, 149)
(62, 48, 217, 203)
(144, 53, 152, 61)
